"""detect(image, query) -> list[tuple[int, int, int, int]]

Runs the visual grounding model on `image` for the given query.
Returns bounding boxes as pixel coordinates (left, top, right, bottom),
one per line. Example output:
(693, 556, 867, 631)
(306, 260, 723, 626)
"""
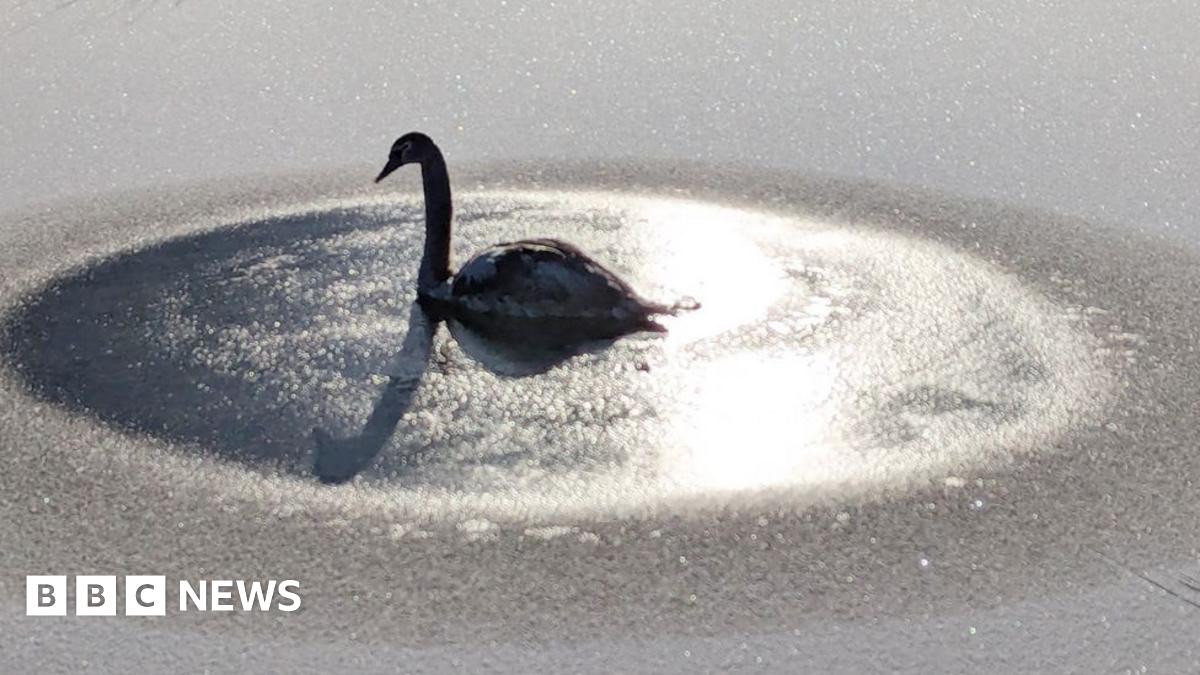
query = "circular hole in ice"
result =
(3, 190, 1110, 513)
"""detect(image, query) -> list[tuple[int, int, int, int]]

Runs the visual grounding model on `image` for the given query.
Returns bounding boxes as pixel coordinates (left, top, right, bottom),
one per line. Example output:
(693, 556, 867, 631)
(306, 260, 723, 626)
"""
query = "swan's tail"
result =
(647, 295, 701, 316)
(669, 296, 702, 313)
(638, 296, 700, 333)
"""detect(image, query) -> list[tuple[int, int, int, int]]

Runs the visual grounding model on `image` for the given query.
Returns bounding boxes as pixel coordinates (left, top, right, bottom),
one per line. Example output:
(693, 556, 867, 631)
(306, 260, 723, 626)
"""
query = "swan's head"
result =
(375, 132, 437, 183)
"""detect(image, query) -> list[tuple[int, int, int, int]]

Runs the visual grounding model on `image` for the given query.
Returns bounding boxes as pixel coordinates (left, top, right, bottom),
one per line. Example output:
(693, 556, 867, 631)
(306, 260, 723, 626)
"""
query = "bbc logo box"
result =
(26, 576, 301, 615)
(26, 576, 167, 616)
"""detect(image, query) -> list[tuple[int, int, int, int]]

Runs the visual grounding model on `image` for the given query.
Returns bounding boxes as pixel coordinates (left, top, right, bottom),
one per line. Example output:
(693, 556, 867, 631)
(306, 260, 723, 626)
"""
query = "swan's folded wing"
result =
(452, 239, 638, 317)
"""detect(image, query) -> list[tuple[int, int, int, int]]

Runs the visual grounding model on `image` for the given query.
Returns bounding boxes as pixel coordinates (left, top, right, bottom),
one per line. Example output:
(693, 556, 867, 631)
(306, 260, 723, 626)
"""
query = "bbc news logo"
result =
(26, 576, 301, 616)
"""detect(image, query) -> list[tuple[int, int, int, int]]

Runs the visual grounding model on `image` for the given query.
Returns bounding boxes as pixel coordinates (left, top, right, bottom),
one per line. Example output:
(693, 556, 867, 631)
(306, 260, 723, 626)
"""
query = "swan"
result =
(375, 132, 696, 343)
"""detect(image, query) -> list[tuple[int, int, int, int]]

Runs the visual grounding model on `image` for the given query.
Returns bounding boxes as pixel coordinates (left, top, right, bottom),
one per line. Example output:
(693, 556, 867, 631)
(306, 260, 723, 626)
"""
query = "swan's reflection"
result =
(444, 319, 617, 377)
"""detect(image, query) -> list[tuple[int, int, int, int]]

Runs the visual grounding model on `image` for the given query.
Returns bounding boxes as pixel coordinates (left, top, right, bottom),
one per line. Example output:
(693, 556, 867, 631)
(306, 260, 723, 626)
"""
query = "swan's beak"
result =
(375, 158, 402, 183)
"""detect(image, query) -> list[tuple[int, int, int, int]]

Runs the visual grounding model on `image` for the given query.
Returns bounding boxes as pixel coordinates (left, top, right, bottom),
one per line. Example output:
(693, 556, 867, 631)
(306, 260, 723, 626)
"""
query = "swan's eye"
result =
(394, 141, 412, 159)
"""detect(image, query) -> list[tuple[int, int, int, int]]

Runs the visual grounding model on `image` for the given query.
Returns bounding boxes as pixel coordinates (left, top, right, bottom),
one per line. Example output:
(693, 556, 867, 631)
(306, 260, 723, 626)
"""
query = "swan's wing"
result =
(452, 239, 640, 317)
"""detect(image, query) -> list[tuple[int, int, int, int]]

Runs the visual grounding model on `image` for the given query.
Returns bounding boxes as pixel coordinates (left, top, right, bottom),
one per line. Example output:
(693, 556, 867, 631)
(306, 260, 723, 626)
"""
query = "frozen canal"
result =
(2, 165, 1200, 672)
(3, 1, 1200, 672)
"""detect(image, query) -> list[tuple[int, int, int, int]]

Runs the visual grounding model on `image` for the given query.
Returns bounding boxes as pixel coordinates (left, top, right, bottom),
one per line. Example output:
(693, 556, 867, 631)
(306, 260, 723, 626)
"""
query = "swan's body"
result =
(376, 132, 692, 343)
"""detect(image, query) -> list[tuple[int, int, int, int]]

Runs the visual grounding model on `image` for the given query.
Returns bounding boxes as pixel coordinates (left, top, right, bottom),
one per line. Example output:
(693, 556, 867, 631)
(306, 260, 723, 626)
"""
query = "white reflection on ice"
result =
(663, 351, 842, 492)
(629, 199, 788, 343)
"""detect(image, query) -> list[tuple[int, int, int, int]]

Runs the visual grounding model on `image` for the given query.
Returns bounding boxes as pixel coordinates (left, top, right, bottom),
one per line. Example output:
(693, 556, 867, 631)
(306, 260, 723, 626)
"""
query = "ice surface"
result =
(2, 164, 1199, 674)
(2, 2, 1199, 241)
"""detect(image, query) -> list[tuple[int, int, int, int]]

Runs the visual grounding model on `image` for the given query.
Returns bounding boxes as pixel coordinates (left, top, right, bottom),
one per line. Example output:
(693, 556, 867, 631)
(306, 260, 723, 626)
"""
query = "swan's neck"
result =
(418, 152, 452, 290)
